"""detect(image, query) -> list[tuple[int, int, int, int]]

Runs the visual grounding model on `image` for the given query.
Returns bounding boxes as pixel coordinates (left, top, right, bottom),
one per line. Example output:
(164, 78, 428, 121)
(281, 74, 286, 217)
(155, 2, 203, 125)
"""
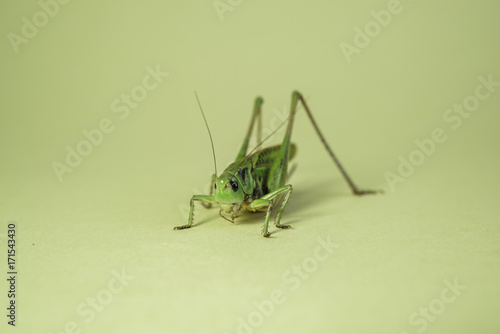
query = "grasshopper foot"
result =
(173, 224, 191, 231)
(276, 223, 292, 229)
(263, 232, 271, 238)
(354, 189, 383, 196)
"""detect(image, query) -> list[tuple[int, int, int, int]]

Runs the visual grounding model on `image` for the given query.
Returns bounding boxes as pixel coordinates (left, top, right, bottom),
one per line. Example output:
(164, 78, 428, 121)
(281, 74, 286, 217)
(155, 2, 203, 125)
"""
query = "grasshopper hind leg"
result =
(293, 91, 382, 195)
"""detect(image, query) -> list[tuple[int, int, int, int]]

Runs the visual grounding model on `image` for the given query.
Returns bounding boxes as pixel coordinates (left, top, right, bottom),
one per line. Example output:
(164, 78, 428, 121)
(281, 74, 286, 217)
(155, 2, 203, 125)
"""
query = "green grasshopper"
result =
(174, 91, 379, 237)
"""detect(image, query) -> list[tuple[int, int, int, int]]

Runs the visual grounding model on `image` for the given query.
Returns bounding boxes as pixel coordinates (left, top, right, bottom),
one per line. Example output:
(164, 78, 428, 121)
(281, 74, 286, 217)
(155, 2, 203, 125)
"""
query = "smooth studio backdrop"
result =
(1, 1, 499, 333)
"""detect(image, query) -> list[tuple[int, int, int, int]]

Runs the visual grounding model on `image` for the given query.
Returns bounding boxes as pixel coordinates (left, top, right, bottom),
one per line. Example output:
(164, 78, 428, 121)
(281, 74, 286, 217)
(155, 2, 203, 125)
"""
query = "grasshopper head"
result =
(214, 173, 245, 214)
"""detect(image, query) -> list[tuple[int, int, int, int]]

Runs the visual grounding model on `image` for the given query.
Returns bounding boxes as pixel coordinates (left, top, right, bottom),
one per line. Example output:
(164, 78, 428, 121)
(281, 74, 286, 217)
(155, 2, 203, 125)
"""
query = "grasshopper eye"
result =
(214, 183, 217, 189)
(230, 180, 238, 192)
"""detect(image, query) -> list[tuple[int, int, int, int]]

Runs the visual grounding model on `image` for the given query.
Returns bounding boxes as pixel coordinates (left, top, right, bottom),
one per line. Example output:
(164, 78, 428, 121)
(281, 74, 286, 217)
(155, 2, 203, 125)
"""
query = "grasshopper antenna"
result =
(195, 91, 217, 177)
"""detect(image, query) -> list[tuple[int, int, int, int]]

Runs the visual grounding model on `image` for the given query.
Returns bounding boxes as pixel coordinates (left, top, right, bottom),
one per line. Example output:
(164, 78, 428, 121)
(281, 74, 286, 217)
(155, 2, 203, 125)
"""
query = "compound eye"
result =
(214, 183, 217, 189)
(230, 180, 239, 192)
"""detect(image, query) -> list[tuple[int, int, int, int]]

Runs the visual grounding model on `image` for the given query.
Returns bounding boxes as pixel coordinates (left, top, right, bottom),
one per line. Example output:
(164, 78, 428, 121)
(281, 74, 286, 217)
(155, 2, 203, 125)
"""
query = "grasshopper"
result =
(174, 91, 379, 237)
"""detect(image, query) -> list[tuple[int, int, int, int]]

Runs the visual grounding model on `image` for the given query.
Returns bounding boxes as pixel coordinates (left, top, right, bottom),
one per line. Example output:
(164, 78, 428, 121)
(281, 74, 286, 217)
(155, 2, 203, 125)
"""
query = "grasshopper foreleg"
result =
(273, 185, 293, 229)
(246, 185, 293, 237)
(174, 195, 216, 230)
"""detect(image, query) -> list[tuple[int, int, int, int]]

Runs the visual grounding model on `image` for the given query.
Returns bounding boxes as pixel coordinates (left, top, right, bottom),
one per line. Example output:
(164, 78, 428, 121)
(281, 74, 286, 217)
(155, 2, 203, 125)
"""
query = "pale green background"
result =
(1, 1, 499, 333)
